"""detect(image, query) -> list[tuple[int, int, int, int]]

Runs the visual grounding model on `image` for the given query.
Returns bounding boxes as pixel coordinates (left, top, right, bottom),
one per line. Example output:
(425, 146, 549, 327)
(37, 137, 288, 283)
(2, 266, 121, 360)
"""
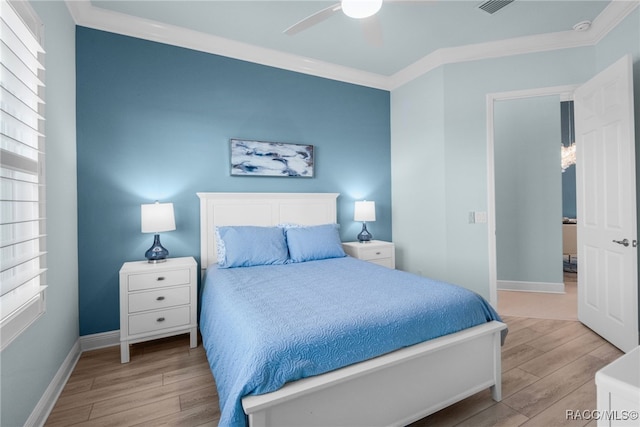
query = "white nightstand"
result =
(595, 346, 640, 426)
(342, 240, 395, 269)
(119, 256, 198, 363)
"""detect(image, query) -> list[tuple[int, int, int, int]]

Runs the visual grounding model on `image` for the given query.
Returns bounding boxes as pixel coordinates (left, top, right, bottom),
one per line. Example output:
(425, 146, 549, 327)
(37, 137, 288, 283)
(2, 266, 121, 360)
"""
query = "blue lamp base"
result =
(357, 222, 373, 243)
(145, 234, 169, 263)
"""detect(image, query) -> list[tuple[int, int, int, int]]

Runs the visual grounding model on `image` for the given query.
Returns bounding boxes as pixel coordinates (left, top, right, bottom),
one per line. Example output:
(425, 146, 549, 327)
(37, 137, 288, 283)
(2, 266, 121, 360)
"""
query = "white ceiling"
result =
(68, 1, 637, 89)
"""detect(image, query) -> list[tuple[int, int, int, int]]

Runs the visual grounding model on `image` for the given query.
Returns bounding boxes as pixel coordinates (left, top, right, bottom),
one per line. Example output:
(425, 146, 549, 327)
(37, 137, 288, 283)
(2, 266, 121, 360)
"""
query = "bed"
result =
(198, 192, 507, 427)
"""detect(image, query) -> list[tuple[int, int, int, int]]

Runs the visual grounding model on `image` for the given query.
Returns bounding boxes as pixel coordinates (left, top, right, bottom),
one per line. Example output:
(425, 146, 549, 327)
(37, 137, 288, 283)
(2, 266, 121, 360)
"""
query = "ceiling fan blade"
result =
(362, 15, 383, 47)
(284, 3, 342, 35)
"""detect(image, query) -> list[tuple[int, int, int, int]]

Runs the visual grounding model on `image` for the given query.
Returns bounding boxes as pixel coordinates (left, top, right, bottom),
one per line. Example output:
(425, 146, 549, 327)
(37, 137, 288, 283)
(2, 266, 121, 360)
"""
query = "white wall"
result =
(391, 67, 449, 281)
(0, 1, 78, 425)
(494, 95, 563, 285)
(391, 8, 640, 301)
(390, 48, 594, 299)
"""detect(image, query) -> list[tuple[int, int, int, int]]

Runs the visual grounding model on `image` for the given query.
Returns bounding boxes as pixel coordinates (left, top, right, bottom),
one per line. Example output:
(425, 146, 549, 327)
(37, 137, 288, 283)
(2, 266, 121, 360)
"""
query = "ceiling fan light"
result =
(341, 0, 383, 19)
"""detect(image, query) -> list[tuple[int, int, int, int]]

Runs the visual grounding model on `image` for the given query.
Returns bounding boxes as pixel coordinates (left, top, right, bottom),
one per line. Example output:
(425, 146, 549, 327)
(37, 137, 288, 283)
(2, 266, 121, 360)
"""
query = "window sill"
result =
(1, 286, 47, 352)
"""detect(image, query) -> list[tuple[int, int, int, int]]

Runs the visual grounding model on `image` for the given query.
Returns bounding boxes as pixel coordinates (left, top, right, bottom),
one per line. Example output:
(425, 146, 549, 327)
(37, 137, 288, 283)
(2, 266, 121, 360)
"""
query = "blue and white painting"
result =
(230, 139, 314, 177)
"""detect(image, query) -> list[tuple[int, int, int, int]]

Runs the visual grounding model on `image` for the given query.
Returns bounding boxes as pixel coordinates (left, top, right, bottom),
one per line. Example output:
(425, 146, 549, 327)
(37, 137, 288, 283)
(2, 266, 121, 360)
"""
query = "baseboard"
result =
(79, 330, 120, 351)
(497, 280, 565, 294)
(26, 331, 120, 426)
(24, 340, 82, 427)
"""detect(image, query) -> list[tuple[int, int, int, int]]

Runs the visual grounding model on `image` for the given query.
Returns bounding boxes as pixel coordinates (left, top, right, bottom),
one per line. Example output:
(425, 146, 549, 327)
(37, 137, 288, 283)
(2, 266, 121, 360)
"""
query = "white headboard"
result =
(197, 192, 339, 271)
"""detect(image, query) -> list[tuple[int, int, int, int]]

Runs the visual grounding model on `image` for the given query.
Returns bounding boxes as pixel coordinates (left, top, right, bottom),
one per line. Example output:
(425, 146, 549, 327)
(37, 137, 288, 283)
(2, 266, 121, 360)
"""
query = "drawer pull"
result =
(375, 252, 381, 255)
(156, 296, 165, 301)
(157, 276, 166, 281)
(157, 317, 165, 322)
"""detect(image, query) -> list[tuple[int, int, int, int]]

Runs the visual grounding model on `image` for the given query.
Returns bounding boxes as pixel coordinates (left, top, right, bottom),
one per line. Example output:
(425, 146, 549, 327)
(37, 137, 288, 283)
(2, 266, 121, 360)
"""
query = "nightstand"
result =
(595, 346, 640, 426)
(119, 256, 197, 363)
(342, 240, 395, 269)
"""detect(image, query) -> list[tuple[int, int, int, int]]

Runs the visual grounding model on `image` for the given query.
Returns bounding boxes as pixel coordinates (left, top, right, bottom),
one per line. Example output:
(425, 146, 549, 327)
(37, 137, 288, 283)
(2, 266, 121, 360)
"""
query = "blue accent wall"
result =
(76, 27, 391, 336)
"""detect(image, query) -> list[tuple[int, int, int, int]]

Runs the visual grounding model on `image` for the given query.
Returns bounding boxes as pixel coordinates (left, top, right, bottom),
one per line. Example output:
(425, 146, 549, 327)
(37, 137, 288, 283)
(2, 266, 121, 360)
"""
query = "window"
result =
(1, 0, 46, 351)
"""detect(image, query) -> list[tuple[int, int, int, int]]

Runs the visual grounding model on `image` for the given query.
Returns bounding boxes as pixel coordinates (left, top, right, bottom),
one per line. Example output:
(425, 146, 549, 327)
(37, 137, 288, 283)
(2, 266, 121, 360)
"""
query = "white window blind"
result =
(1, 0, 47, 351)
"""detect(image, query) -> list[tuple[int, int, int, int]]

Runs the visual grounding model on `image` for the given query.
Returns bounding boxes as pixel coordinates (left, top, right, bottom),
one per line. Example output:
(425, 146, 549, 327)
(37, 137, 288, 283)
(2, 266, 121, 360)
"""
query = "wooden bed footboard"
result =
(242, 320, 507, 427)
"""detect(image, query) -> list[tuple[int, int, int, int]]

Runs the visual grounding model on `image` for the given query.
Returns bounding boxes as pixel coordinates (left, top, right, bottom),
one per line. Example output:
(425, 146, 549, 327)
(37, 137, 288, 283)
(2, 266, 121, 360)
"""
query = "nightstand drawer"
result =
(342, 241, 395, 269)
(128, 268, 190, 291)
(358, 245, 393, 261)
(128, 306, 191, 335)
(370, 258, 395, 268)
(128, 286, 190, 313)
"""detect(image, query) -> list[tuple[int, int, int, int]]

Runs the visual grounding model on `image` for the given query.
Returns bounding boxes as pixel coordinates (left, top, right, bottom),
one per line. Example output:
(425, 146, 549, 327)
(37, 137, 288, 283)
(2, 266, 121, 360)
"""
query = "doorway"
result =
(486, 85, 578, 317)
(488, 56, 638, 351)
(561, 100, 578, 319)
(489, 91, 578, 320)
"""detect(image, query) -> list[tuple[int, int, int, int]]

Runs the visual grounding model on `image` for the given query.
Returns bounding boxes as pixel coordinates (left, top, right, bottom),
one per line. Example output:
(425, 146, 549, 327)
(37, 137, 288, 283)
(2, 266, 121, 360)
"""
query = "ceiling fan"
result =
(284, 0, 384, 46)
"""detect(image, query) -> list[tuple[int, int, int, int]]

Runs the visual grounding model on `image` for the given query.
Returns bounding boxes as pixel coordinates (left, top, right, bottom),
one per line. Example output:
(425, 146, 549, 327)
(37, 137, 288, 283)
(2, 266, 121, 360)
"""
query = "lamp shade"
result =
(354, 200, 376, 222)
(341, 0, 383, 19)
(141, 202, 176, 233)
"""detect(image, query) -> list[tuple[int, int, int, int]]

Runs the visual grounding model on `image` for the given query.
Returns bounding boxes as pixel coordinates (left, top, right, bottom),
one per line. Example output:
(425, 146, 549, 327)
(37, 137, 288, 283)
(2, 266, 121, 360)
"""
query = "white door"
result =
(575, 54, 638, 353)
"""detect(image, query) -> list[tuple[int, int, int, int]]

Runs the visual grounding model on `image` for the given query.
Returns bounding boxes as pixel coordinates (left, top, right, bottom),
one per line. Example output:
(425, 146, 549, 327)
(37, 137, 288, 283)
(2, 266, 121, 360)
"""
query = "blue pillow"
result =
(216, 226, 289, 268)
(285, 224, 346, 263)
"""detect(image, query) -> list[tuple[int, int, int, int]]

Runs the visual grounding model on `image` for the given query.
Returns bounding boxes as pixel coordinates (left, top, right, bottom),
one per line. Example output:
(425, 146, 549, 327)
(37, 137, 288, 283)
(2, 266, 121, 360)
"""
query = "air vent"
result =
(478, 0, 515, 15)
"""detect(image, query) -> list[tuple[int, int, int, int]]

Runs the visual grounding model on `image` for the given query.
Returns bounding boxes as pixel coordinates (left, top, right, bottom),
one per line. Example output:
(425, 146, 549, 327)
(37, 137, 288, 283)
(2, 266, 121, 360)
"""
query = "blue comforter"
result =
(200, 257, 503, 427)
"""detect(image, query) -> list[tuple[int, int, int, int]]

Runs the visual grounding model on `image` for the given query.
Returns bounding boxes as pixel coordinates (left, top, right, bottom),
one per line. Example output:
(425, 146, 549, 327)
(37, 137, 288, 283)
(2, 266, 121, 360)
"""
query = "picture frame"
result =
(230, 139, 314, 178)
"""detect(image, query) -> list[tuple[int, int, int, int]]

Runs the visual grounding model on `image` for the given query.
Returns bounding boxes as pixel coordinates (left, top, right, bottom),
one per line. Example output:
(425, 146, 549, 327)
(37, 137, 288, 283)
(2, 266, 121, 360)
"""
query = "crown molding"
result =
(66, 0, 638, 92)
(65, 0, 389, 90)
(388, 0, 639, 89)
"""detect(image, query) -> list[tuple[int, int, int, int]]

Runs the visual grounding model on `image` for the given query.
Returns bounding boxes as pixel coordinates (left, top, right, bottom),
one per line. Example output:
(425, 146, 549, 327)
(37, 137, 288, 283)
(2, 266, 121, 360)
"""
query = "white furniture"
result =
(119, 256, 198, 363)
(595, 346, 640, 427)
(197, 192, 506, 427)
(342, 240, 395, 268)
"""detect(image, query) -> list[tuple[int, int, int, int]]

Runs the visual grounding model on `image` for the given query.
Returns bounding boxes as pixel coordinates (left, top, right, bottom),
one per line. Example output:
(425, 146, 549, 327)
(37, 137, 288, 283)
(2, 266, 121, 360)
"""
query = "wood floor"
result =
(45, 315, 622, 427)
(497, 272, 578, 321)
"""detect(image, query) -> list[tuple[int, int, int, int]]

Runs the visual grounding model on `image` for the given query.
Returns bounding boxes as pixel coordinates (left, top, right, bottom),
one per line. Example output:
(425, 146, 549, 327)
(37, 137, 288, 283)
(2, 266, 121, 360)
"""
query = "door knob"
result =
(612, 238, 630, 247)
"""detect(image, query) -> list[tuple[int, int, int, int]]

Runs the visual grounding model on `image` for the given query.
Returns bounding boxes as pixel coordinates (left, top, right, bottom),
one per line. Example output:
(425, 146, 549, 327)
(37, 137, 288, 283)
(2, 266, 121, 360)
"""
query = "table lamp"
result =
(141, 201, 176, 263)
(354, 200, 375, 243)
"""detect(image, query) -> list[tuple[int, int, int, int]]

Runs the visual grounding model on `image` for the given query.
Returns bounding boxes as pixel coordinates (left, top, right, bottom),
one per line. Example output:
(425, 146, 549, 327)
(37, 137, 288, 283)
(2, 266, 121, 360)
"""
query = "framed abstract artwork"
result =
(230, 139, 314, 178)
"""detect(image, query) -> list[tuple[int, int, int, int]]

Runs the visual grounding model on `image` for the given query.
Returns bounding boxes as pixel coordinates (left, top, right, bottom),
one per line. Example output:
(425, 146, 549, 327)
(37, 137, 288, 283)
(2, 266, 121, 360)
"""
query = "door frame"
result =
(486, 85, 578, 306)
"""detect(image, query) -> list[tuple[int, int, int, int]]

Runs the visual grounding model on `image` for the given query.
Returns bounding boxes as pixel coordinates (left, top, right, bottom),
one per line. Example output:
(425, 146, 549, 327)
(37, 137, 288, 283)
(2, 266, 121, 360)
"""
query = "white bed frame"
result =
(198, 192, 507, 427)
